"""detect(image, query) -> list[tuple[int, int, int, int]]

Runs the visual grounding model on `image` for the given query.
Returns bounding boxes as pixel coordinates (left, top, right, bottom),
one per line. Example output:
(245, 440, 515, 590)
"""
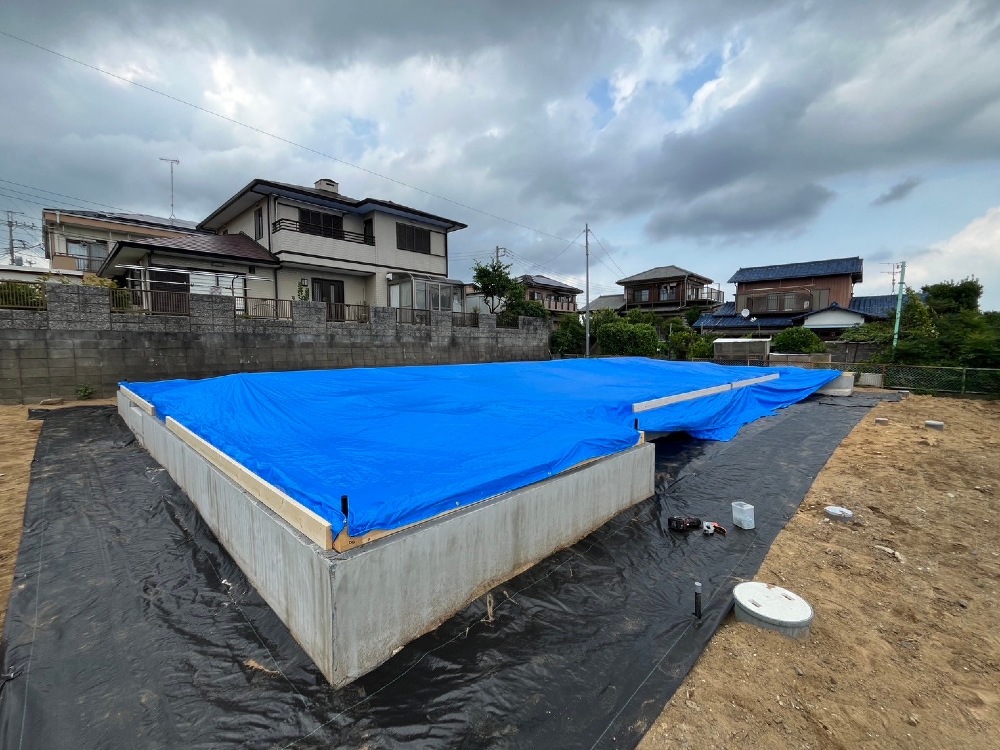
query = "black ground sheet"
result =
(0, 395, 889, 749)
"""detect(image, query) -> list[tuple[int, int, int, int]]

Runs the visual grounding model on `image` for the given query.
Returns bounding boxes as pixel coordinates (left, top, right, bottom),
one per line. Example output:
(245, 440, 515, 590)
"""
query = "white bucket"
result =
(732, 501, 755, 529)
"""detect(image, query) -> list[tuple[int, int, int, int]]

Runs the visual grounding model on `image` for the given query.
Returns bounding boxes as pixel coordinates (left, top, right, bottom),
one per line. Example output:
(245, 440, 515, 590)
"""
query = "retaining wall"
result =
(0, 284, 550, 403)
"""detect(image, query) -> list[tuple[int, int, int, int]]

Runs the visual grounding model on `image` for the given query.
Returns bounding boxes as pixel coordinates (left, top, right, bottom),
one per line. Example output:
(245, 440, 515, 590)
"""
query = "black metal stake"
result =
(694, 581, 702, 619)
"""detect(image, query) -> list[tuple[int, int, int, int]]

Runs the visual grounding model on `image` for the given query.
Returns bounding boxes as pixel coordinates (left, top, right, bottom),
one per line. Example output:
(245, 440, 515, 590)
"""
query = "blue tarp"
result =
(123, 359, 839, 536)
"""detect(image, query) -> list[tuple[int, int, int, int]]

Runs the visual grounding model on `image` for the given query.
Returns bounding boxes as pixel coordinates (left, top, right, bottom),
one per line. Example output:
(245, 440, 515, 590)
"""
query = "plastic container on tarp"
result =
(732, 501, 755, 529)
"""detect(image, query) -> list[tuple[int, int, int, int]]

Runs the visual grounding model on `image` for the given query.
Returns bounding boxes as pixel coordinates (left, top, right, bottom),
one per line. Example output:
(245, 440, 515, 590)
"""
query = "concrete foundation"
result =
(118, 391, 655, 687)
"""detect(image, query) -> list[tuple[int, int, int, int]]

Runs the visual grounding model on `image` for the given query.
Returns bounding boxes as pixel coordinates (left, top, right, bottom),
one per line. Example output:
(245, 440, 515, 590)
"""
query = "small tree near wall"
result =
(771, 326, 828, 354)
(597, 321, 659, 357)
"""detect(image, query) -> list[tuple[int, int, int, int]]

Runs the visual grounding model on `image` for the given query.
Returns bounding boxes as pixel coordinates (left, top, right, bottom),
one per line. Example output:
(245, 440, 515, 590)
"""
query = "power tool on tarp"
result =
(667, 516, 727, 536)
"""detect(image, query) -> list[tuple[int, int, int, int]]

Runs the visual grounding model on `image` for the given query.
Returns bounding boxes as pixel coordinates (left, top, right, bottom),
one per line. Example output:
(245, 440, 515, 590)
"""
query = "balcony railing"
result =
(536, 299, 577, 312)
(452, 311, 480, 328)
(396, 307, 430, 325)
(111, 288, 190, 316)
(52, 254, 107, 273)
(688, 286, 724, 303)
(327, 302, 370, 323)
(271, 218, 375, 246)
(746, 292, 812, 315)
(236, 297, 293, 320)
(0, 281, 46, 310)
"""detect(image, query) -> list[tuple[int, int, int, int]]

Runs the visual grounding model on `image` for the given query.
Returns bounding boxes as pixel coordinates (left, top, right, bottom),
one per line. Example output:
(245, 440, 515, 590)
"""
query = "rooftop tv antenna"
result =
(159, 157, 180, 220)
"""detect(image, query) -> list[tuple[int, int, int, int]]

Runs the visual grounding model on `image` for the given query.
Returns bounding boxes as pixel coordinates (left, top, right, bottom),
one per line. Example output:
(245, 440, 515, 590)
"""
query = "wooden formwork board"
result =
(164, 416, 334, 551)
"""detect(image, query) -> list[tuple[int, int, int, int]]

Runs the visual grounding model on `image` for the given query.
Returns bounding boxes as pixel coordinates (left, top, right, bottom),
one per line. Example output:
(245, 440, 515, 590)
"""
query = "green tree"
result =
(472, 258, 519, 314)
(597, 320, 659, 357)
(771, 327, 828, 354)
(922, 277, 982, 315)
(683, 307, 703, 327)
(550, 316, 586, 355)
(586, 308, 619, 339)
(688, 334, 716, 360)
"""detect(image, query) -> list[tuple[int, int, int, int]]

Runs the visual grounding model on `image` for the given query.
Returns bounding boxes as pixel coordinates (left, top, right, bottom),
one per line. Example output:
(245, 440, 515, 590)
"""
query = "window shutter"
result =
(396, 222, 406, 249)
(417, 228, 430, 254)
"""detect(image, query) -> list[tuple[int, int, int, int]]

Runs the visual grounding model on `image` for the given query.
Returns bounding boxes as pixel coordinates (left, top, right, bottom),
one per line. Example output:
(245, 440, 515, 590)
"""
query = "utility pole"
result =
(159, 157, 180, 220)
(585, 223, 591, 358)
(7, 210, 24, 264)
(7, 210, 15, 264)
(891, 261, 906, 350)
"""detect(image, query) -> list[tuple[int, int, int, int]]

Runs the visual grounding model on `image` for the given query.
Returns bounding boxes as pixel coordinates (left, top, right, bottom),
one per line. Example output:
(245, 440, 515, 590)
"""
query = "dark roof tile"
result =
(728, 257, 863, 284)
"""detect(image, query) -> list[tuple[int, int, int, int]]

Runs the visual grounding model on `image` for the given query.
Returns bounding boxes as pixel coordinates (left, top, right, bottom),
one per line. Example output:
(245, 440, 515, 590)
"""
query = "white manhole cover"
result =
(733, 581, 814, 639)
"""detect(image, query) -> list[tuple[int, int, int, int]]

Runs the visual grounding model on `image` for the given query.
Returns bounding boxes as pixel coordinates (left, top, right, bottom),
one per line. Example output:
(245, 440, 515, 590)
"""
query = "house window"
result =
(254, 207, 264, 240)
(363, 218, 374, 241)
(633, 288, 649, 303)
(299, 208, 343, 238)
(311, 278, 345, 305)
(65, 240, 108, 272)
(396, 222, 431, 254)
(766, 293, 779, 311)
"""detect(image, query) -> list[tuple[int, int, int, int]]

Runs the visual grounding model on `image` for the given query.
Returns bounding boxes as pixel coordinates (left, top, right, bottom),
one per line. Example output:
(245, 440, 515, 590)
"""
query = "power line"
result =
(532, 229, 586, 268)
(0, 178, 131, 212)
(590, 233, 627, 278)
(0, 28, 594, 250)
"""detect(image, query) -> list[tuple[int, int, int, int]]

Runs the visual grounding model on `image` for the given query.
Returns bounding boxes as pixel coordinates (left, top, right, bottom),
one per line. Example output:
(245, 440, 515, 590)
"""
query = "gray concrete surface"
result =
(119, 393, 656, 687)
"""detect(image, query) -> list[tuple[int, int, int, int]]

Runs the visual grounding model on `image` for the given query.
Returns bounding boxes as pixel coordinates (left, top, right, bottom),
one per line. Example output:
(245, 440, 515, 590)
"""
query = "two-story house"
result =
(583, 265, 723, 317)
(519, 274, 581, 326)
(694, 257, 888, 337)
(44, 209, 204, 274)
(98, 178, 468, 319)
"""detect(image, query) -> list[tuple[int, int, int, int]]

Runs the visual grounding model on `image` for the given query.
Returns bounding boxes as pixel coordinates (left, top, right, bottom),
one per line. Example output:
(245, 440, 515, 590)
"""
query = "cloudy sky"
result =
(2, 0, 999, 308)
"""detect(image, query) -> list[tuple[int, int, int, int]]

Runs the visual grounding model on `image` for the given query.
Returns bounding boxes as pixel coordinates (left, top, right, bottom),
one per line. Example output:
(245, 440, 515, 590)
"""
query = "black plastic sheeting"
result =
(1, 395, 892, 749)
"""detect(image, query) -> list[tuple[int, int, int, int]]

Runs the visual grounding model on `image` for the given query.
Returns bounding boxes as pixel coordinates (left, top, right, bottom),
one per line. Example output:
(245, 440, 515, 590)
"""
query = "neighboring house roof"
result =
(728, 257, 863, 284)
(693, 302, 796, 330)
(518, 274, 583, 294)
(582, 293, 625, 312)
(847, 294, 898, 318)
(44, 209, 203, 233)
(100, 233, 280, 276)
(617, 265, 711, 285)
(198, 179, 468, 232)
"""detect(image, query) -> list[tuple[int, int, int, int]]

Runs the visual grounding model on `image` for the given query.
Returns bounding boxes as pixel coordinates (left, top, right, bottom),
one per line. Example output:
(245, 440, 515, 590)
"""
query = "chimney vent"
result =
(314, 179, 339, 194)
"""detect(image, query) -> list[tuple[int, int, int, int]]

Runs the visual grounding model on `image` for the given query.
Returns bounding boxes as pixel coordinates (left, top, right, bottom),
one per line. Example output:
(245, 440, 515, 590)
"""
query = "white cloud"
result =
(909, 206, 1000, 310)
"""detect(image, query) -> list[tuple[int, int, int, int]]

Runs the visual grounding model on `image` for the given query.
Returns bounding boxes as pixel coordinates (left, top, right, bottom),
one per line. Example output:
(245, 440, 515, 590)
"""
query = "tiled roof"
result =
(45, 209, 202, 232)
(114, 234, 279, 264)
(518, 274, 583, 293)
(693, 303, 797, 329)
(848, 294, 898, 318)
(617, 265, 711, 284)
(693, 312, 797, 330)
(728, 257, 863, 284)
(582, 293, 625, 312)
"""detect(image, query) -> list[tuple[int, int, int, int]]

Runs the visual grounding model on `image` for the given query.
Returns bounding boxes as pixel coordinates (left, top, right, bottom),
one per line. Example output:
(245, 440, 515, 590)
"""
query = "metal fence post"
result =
(961, 368, 967, 395)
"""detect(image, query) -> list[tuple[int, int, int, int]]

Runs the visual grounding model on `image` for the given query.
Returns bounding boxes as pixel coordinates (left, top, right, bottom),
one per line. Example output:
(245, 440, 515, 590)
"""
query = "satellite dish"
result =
(740, 308, 750, 318)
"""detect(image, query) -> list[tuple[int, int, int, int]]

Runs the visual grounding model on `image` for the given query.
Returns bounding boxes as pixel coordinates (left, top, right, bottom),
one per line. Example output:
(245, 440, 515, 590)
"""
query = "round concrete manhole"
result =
(825, 505, 854, 522)
(733, 581, 814, 639)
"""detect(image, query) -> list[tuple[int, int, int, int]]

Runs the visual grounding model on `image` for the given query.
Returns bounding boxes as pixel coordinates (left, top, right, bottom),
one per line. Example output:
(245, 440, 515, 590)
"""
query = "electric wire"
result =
(590, 233, 627, 278)
(0, 178, 132, 212)
(0, 29, 600, 251)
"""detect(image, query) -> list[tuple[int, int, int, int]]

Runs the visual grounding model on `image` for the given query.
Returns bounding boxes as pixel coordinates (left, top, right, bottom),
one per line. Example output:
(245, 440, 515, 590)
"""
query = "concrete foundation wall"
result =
(119, 393, 655, 687)
(0, 284, 549, 404)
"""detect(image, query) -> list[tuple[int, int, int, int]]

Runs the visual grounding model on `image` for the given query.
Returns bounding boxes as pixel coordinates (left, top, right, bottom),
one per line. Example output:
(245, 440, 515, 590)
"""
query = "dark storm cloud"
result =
(0, 0, 999, 252)
(871, 177, 922, 206)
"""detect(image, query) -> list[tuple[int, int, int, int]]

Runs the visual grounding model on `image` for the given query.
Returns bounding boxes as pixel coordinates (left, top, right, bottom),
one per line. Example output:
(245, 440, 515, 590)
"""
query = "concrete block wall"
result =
(0, 283, 551, 403)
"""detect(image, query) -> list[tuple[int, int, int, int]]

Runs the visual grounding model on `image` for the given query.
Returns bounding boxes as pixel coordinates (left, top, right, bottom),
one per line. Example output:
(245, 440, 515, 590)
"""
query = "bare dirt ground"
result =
(1, 395, 997, 749)
(640, 394, 1000, 750)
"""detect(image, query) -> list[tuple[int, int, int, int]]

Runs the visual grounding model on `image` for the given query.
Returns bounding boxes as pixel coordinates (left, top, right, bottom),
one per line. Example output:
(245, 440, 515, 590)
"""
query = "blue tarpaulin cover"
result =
(123, 359, 839, 536)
